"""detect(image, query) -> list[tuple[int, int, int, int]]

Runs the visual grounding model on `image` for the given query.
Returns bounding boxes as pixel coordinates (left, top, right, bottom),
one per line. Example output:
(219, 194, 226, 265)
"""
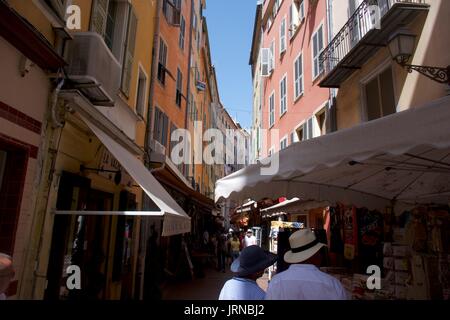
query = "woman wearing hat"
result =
(265, 229, 348, 300)
(219, 246, 277, 300)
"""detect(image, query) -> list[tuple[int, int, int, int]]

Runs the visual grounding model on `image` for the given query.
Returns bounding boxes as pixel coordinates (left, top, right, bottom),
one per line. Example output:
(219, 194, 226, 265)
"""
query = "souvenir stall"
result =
(322, 204, 450, 300)
(215, 97, 450, 300)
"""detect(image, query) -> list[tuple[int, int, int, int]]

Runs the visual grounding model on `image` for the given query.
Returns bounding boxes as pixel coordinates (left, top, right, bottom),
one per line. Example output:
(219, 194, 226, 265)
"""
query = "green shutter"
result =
(91, 0, 109, 37)
(121, 7, 138, 97)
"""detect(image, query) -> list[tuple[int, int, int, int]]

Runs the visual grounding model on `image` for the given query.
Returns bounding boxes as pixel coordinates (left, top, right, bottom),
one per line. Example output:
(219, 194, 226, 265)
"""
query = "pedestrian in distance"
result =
(0, 253, 14, 300)
(217, 230, 228, 273)
(229, 233, 241, 262)
(219, 245, 277, 300)
(243, 229, 257, 248)
(265, 228, 349, 300)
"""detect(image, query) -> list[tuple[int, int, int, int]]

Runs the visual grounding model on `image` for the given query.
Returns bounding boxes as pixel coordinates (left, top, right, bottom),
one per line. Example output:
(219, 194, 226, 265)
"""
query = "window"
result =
(91, 0, 109, 37)
(312, 24, 324, 80)
(306, 117, 313, 140)
(365, 67, 396, 121)
(294, 53, 304, 100)
(280, 17, 286, 55)
(296, 0, 305, 23)
(290, 132, 296, 145)
(296, 126, 304, 141)
(316, 109, 327, 136)
(289, 0, 305, 38)
(91, 0, 133, 64)
(157, 38, 168, 85)
(193, 11, 197, 30)
(280, 75, 287, 116)
(136, 67, 147, 118)
(163, 0, 181, 25)
(176, 68, 183, 107)
(179, 16, 185, 50)
(104, 1, 117, 50)
(296, 117, 314, 141)
(280, 137, 288, 150)
(269, 92, 275, 127)
(261, 48, 273, 77)
(154, 107, 169, 147)
(43, 0, 69, 20)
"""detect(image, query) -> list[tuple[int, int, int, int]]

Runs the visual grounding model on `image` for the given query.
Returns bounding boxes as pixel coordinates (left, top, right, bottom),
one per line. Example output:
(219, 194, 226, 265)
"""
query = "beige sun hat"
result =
(284, 229, 327, 264)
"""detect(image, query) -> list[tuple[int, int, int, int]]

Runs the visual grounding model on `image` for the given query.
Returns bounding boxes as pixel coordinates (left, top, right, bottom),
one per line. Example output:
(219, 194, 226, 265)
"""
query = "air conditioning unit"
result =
(65, 32, 121, 107)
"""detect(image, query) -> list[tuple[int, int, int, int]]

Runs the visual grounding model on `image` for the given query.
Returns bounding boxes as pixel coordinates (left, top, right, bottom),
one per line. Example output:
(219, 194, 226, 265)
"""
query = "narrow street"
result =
(162, 267, 232, 300)
(161, 266, 270, 300)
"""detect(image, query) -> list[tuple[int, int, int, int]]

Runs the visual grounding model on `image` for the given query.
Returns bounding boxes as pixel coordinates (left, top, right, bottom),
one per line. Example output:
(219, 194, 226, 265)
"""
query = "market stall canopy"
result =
(260, 198, 329, 218)
(54, 115, 191, 237)
(215, 96, 450, 212)
(235, 200, 257, 213)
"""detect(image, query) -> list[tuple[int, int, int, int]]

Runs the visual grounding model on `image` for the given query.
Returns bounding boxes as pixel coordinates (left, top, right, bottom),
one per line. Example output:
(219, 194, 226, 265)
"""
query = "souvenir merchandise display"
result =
(321, 204, 450, 300)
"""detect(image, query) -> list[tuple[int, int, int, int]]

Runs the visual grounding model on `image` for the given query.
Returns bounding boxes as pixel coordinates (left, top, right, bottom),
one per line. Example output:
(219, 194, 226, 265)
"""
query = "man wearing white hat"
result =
(266, 229, 348, 300)
(0, 253, 15, 300)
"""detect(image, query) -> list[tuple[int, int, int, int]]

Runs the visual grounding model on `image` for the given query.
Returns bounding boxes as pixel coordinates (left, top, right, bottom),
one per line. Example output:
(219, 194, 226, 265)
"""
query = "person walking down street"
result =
(219, 245, 277, 300)
(0, 253, 14, 300)
(202, 229, 209, 251)
(229, 234, 241, 262)
(243, 229, 257, 248)
(217, 231, 228, 273)
(265, 229, 349, 300)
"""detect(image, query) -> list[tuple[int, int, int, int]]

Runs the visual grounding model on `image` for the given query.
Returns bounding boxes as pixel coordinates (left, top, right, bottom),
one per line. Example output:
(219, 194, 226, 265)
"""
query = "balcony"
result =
(319, 0, 429, 88)
(65, 32, 121, 106)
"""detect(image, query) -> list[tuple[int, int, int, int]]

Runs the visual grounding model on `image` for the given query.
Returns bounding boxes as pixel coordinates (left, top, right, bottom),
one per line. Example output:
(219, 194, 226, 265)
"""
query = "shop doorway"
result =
(45, 172, 114, 300)
(0, 140, 29, 256)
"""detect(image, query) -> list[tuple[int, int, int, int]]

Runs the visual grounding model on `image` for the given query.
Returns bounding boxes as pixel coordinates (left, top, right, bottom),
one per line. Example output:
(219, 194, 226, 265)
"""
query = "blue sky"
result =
(204, 0, 256, 129)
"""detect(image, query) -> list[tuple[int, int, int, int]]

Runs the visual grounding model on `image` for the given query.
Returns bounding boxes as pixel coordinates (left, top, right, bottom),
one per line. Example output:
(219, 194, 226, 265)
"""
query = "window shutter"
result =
(261, 48, 270, 77)
(121, 7, 137, 97)
(300, 1, 305, 21)
(308, 117, 314, 139)
(91, 0, 109, 37)
(289, 4, 293, 37)
(280, 18, 286, 53)
(270, 41, 275, 72)
(46, 0, 67, 20)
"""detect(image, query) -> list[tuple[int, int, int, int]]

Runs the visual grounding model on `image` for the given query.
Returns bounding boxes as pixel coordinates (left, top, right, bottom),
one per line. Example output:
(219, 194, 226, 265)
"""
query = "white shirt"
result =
(266, 264, 349, 300)
(219, 277, 266, 300)
(243, 235, 257, 248)
(0, 293, 6, 300)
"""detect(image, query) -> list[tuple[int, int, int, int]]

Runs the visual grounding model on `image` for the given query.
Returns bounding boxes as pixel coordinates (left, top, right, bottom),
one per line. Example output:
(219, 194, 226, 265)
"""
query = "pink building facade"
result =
(260, 0, 331, 157)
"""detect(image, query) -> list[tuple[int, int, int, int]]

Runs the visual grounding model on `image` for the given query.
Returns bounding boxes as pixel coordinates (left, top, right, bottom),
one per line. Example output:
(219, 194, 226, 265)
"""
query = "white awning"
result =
(215, 96, 450, 212)
(54, 114, 191, 237)
(260, 198, 329, 215)
(235, 200, 257, 213)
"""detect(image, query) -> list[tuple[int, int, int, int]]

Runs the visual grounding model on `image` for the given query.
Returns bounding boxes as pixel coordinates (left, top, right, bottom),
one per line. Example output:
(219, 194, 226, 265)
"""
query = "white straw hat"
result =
(284, 229, 326, 264)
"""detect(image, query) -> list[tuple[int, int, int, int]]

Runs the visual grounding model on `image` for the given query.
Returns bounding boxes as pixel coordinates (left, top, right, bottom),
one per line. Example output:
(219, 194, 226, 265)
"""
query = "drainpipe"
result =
(139, 0, 162, 301)
(325, 0, 338, 133)
(184, 0, 195, 152)
(51, 77, 65, 128)
(145, 0, 162, 163)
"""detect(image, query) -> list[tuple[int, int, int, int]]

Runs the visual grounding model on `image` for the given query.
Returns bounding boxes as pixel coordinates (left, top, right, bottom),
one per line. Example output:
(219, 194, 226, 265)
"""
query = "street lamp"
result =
(387, 28, 450, 85)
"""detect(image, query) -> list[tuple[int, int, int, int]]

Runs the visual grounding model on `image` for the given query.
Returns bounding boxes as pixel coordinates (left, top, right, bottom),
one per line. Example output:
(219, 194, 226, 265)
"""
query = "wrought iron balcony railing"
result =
(319, 0, 428, 87)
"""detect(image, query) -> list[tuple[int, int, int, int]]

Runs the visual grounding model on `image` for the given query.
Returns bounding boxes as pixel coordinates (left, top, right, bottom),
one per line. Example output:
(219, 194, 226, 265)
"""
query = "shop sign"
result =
(98, 147, 133, 187)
